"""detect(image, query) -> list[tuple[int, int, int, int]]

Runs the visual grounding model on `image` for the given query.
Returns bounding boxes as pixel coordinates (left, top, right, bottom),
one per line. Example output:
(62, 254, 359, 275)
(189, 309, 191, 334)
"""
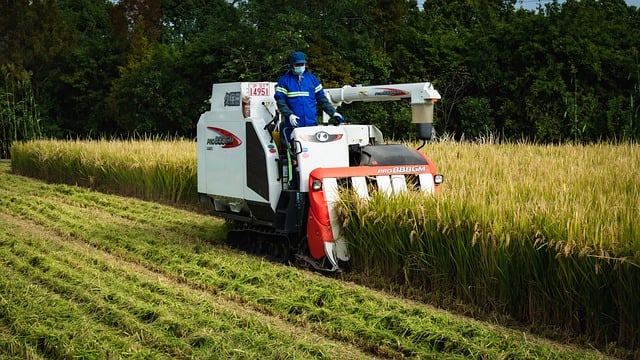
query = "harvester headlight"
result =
(311, 180, 323, 191)
(434, 174, 444, 185)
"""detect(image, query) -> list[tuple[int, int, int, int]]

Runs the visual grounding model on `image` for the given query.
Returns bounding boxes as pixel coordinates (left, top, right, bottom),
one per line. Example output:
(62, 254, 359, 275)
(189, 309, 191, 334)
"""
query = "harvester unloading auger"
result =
(197, 82, 443, 272)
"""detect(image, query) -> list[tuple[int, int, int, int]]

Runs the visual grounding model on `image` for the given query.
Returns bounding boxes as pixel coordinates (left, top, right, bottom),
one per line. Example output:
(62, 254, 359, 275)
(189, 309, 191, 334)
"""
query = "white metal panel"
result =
(419, 173, 435, 194)
(323, 178, 349, 261)
(197, 110, 246, 199)
(243, 118, 282, 211)
(376, 175, 393, 195)
(342, 125, 375, 146)
(292, 126, 349, 192)
(391, 175, 407, 193)
(351, 177, 370, 199)
(197, 82, 282, 212)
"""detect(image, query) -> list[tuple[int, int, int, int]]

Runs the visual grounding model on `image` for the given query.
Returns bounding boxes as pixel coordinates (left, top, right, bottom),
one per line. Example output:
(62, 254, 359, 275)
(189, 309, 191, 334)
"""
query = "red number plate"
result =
(248, 83, 270, 97)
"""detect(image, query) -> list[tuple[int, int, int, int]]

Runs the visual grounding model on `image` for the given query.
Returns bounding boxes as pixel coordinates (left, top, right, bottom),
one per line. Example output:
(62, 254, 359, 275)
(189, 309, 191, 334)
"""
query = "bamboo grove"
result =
(1, 0, 640, 154)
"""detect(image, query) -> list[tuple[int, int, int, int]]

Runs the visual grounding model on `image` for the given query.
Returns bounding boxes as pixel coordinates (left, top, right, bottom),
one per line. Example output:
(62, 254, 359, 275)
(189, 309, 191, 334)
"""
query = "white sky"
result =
(514, 0, 640, 10)
(417, 0, 640, 11)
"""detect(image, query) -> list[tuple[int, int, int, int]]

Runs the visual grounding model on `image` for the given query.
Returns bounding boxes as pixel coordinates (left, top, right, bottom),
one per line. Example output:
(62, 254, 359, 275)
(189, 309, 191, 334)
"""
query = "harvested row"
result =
(0, 163, 608, 359)
(0, 213, 373, 359)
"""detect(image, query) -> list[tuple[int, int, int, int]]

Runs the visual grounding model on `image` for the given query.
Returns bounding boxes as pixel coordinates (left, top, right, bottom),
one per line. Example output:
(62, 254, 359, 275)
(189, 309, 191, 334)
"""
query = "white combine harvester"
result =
(197, 81, 443, 271)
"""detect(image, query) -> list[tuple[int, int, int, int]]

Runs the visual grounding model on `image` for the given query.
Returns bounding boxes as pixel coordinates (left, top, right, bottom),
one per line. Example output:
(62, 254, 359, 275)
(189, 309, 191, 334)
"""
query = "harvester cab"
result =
(197, 81, 442, 272)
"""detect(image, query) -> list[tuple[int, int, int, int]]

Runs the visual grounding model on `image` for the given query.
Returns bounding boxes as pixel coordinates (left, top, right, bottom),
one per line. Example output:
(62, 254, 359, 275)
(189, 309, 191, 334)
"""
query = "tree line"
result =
(1, 0, 639, 156)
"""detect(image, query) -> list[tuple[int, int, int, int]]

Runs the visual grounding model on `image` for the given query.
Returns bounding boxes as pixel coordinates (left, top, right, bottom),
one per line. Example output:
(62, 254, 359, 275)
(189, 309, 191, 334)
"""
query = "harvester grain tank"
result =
(197, 81, 443, 271)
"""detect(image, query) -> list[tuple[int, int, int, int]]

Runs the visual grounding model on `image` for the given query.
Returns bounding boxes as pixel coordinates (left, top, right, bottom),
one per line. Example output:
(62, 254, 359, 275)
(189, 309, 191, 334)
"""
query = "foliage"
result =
(1, 0, 640, 140)
(457, 96, 495, 139)
(0, 0, 73, 79)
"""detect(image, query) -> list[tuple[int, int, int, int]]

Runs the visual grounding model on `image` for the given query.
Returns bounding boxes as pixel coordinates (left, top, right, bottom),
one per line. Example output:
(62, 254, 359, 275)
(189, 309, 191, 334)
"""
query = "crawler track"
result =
(225, 221, 294, 264)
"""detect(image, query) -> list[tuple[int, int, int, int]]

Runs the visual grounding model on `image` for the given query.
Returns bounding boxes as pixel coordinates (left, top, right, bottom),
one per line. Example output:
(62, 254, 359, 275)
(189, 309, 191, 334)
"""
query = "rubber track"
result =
(226, 221, 295, 264)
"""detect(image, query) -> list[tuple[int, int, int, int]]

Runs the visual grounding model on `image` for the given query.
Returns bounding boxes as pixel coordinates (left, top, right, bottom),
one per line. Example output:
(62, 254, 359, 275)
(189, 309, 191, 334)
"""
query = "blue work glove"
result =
(332, 112, 344, 126)
(289, 114, 300, 127)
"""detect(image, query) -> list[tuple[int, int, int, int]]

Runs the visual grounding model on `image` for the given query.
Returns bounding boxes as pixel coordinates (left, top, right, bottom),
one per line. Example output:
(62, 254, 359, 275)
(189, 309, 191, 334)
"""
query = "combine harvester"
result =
(197, 81, 443, 272)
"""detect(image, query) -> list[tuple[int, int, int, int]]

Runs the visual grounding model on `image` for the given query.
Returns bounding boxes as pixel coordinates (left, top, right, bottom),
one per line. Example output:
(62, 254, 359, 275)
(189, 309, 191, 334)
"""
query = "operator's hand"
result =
(332, 112, 344, 126)
(289, 114, 300, 127)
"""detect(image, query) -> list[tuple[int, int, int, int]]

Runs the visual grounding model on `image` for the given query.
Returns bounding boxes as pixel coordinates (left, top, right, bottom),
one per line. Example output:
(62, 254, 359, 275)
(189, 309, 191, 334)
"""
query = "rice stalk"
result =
(10, 139, 197, 206)
(339, 141, 639, 348)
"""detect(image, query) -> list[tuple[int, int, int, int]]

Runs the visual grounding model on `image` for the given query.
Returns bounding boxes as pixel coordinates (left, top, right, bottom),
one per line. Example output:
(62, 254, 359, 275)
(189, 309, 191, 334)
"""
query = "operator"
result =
(274, 51, 344, 141)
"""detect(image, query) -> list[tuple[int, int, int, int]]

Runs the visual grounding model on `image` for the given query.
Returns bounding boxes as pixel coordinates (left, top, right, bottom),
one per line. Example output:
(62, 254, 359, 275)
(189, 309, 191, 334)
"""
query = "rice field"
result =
(340, 141, 639, 349)
(0, 160, 610, 359)
(10, 138, 197, 205)
(8, 139, 640, 356)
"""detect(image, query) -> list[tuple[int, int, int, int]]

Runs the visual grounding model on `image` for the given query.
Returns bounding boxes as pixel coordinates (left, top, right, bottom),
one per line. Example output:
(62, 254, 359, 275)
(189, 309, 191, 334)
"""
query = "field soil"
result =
(0, 161, 614, 359)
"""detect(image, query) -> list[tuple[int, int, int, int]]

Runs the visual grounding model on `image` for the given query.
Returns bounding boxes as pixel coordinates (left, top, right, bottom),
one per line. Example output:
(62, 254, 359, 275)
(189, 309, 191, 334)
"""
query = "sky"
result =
(514, 0, 640, 10)
(417, 0, 640, 11)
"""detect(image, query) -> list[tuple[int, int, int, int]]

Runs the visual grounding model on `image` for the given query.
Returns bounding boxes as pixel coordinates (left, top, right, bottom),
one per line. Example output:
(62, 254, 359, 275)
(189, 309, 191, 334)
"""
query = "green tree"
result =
(4, 0, 640, 141)
(40, 0, 121, 136)
(490, 7, 547, 139)
(458, 96, 495, 140)
(0, 0, 73, 80)
(515, 0, 640, 141)
(0, 0, 75, 139)
(110, 0, 163, 50)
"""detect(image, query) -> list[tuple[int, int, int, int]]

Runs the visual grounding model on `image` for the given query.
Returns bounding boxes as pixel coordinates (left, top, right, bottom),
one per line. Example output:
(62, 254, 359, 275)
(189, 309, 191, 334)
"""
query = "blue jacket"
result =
(274, 70, 336, 132)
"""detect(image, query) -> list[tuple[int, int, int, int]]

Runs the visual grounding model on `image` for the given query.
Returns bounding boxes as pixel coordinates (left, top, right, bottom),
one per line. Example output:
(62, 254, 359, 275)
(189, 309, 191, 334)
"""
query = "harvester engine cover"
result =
(356, 144, 429, 166)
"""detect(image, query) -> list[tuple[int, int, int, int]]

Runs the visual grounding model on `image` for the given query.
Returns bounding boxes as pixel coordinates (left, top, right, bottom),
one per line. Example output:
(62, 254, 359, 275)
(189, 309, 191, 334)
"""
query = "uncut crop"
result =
(10, 138, 196, 205)
(0, 162, 608, 359)
(339, 142, 640, 350)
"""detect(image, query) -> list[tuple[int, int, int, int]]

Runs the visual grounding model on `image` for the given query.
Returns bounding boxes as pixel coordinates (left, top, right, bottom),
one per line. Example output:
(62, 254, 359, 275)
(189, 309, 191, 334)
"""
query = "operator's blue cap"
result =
(290, 51, 307, 65)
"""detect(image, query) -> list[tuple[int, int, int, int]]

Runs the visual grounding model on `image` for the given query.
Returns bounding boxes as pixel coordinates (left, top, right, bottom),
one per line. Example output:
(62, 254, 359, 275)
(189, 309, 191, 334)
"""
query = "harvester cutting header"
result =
(197, 81, 443, 272)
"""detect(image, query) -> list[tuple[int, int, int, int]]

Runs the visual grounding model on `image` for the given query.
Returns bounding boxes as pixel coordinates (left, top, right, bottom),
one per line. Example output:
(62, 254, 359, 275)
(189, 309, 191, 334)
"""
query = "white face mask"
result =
(293, 65, 305, 76)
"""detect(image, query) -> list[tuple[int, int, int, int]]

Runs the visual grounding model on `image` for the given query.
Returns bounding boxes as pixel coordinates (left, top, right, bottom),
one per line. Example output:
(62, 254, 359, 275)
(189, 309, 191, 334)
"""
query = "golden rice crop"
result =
(426, 142, 639, 253)
(338, 141, 639, 349)
(10, 138, 197, 205)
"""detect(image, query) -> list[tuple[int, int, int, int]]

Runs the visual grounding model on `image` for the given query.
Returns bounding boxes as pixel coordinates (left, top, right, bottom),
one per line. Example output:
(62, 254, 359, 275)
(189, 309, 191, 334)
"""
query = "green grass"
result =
(0, 161, 614, 359)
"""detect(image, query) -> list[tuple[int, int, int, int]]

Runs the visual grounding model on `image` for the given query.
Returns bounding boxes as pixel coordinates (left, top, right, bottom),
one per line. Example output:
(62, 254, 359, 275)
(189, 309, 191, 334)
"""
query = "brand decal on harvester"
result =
(315, 131, 330, 142)
(377, 166, 426, 174)
(300, 133, 343, 143)
(374, 88, 409, 97)
(206, 127, 242, 148)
